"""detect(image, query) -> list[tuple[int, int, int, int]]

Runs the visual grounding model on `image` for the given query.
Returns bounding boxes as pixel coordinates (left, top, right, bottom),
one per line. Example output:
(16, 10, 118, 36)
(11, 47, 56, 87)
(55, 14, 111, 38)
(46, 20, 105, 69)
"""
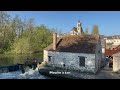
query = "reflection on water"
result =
(0, 53, 43, 67)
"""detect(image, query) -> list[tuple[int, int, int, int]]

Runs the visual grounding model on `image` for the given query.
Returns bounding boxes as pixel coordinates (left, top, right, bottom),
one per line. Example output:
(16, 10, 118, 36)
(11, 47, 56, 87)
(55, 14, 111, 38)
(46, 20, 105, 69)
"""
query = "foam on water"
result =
(0, 67, 47, 79)
(0, 71, 21, 79)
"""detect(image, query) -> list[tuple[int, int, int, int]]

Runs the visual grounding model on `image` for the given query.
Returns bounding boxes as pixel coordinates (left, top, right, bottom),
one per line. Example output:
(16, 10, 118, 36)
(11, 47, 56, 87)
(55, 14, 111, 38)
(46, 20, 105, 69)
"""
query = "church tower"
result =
(77, 20, 82, 35)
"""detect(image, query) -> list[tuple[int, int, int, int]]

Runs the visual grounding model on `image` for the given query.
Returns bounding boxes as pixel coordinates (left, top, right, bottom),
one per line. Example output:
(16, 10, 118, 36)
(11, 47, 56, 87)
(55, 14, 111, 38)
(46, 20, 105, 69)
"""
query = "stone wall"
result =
(95, 36, 102, 72)
(113, 56, 120, 72)
(44, 50, 96, 73)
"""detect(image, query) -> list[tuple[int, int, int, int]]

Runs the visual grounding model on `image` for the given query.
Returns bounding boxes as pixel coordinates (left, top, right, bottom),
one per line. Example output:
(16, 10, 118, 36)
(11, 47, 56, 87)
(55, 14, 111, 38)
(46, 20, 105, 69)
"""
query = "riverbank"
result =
(0, 53, 43, 67)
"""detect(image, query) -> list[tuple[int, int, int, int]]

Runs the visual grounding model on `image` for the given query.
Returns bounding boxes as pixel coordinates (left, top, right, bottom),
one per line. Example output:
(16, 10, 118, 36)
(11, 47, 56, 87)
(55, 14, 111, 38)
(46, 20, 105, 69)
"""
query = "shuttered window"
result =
(48, 56, 52, 62)
(78, 56, 85, 67)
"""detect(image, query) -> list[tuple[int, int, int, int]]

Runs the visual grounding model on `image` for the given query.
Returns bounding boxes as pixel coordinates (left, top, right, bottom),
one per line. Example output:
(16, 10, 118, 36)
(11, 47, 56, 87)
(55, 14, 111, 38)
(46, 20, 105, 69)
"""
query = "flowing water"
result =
(0, 53, 49, 79)
(0, 53, 66, 79)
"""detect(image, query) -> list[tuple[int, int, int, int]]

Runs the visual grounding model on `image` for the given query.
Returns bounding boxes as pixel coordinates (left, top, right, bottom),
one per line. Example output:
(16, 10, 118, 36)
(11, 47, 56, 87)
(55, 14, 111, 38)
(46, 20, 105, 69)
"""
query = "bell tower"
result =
(77, 20, 82, 35)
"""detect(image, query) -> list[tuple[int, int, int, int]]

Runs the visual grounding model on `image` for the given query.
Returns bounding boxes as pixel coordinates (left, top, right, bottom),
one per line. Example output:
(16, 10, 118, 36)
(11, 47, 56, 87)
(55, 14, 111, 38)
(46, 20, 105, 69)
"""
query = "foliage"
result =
(91, 25, 99, 35)
(10, 25, 53, 54)
(0, 11, 53, 54)
(10, 37, 30, 54)
(28, 25, 53, 53)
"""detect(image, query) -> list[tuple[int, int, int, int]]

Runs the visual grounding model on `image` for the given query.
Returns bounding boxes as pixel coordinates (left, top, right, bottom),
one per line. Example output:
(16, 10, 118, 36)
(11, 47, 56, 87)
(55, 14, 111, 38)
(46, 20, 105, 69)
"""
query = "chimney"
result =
(53, 32, 57, 50)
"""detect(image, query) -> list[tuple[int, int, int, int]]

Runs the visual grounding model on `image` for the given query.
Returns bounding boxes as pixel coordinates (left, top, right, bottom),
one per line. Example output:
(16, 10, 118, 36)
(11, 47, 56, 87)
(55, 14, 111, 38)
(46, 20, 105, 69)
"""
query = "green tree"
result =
(0, 11, 54, 54)
(11, 37, 30, 54)
(0, 11, 12, 53)
(91, 25, 99, 35)
(33, 25, 52, 51)
(10, 24, 53, 54)
(11, 15, 24, 39)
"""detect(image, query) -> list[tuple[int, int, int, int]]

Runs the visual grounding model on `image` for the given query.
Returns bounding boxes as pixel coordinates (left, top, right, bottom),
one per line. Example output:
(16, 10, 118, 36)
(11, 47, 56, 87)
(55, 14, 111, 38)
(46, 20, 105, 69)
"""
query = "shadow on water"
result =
(0, 53, 43, 67)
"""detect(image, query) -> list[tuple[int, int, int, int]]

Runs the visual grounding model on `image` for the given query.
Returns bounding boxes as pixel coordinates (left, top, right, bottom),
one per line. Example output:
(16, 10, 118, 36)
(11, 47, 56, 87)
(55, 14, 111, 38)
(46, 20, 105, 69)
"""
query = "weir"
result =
(0, 59, 41, 73)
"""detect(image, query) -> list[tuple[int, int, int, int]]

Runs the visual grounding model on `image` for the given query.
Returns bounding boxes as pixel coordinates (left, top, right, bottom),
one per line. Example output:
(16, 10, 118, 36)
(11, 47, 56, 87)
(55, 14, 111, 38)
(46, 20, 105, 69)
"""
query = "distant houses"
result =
(101, 35, 120, 56)
(101, 35, 120, 72)
(106, 36, 120, 45)
(101, 35, 120, 49)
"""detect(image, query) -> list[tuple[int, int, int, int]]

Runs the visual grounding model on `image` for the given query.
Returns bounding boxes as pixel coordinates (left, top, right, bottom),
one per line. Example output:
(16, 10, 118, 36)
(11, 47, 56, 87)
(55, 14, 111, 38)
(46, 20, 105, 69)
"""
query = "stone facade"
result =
(113, 52, 120, 72)
(43, 35, 102, 74)
(44, 39, 102, 73)
(101, 52, 106, 67)
(44, 50, 96, 73)
(70, 30, 78, 35)
(95, 37, 102, 72)
(101, 38, 106, 67)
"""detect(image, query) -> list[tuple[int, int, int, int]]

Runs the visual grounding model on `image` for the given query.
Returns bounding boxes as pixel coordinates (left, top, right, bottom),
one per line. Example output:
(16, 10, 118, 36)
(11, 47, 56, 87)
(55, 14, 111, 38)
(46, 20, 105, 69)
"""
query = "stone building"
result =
(113, 52, 120, 72)
(43, 32, 102, 73)
(70, 20, 83, 35)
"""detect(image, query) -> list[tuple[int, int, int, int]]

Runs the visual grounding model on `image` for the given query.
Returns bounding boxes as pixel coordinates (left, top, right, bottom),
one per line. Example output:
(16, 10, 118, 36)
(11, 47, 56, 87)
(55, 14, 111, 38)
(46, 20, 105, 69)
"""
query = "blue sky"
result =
(8, 11, 120, 36)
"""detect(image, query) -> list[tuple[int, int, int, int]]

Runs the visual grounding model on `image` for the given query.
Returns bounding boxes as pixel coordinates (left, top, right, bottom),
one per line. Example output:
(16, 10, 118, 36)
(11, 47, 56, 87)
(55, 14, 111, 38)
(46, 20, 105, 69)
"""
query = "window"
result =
(78, 56, 85, 67)
(63, 63, 65, 67)
(98, 50, 100, 53)
(48, 56, 52, 62)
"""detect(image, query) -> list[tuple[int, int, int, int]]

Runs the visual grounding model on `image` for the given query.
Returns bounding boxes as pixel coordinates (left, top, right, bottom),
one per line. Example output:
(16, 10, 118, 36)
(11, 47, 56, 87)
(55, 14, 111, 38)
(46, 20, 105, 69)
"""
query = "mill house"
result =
(43, 21, 103, 73)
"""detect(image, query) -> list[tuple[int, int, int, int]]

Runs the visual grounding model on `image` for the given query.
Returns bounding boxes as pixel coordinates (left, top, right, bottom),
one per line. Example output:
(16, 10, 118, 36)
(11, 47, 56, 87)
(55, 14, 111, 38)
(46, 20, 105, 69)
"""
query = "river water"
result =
(0, 53, 67, 79)
(0, 53, 49, 79)
(0, 53, 43, 67)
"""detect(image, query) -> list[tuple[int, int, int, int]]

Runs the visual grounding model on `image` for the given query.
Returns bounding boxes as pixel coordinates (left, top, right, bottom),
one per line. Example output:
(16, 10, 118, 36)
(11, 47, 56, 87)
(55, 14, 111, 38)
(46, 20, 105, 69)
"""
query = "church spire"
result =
(77, 20, 82, 35)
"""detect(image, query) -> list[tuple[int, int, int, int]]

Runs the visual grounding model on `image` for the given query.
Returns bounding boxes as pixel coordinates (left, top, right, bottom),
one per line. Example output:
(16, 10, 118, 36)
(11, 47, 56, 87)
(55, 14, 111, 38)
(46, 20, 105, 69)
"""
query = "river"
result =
(0, 53, 67, 79)
(0, 53, 49, 79)
(0, 53, 43, 67)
